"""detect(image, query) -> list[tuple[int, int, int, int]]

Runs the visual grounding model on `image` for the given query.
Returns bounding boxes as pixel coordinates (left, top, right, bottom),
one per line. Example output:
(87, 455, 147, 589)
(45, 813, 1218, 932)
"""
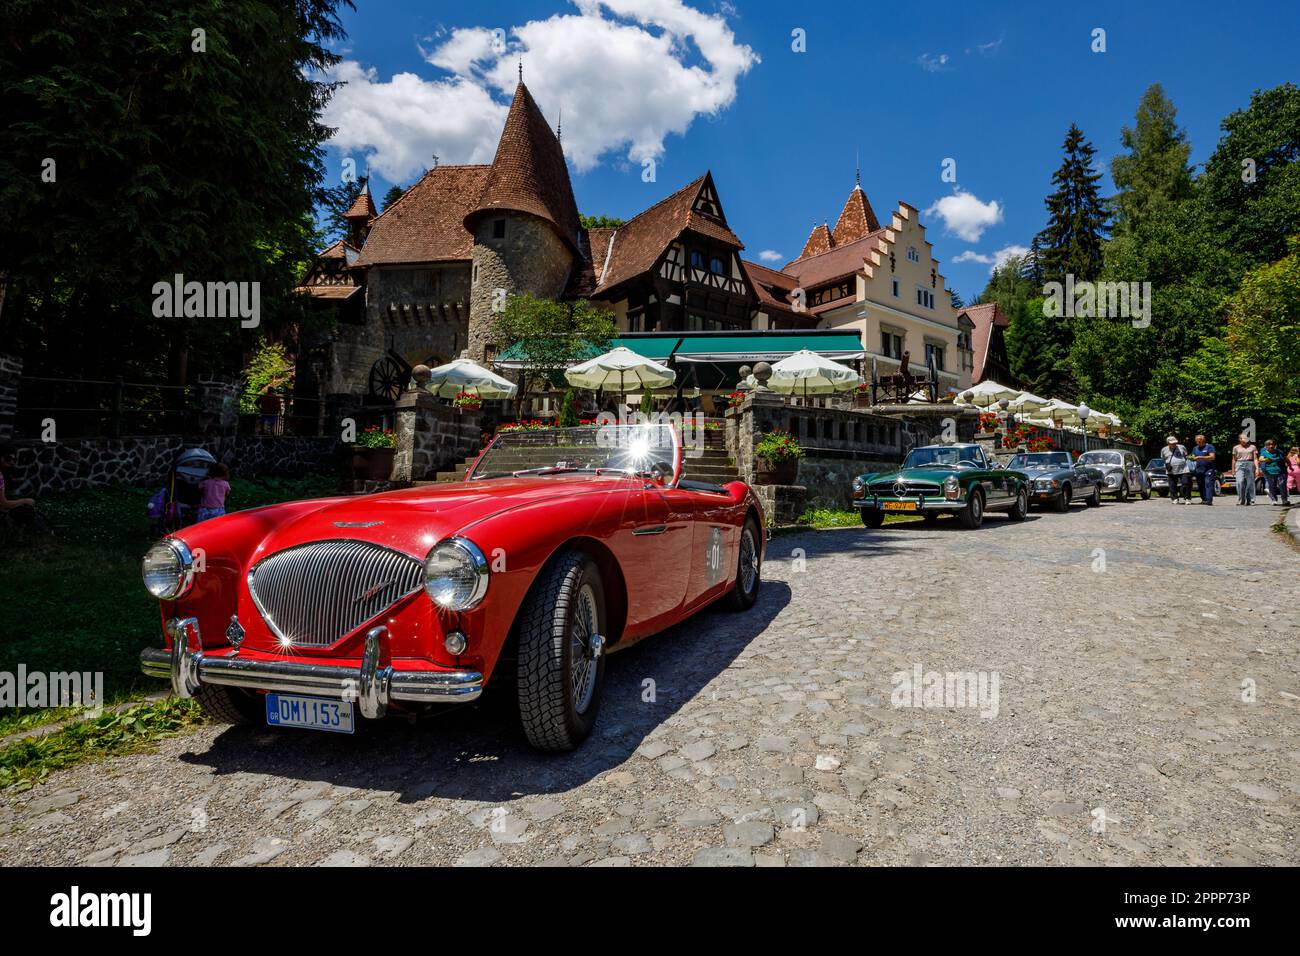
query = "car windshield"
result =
(1007, 452, 1071, 469)
(1078, 451, 1123, 466)
(903, 445, 983, 469)
(1146, 459, 1165, 470)
(469, 423, 679, 481)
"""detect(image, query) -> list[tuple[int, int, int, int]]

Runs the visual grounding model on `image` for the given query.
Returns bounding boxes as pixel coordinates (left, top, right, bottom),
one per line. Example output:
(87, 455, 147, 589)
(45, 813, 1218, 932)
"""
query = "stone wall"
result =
(468, 214, 574, 362)
(391, 387, 484, 483)
(1, 434, 340, 497)
(324, 263, 471, 398)
(0, 352, 20, 441)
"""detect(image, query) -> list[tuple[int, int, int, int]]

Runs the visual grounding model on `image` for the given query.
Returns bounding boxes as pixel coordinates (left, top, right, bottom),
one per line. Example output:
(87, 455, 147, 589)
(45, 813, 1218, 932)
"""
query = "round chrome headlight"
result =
(424, 537, 489, 611)
(852, 477, 865, 498)
(142, 538, 195, 600)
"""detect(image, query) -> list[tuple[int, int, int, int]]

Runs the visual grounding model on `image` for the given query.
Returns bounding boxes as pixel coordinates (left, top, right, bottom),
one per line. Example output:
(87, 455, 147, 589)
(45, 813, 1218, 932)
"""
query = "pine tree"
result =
(1036, 124, 1109, 285)
(1110, 83, 1193, 234)
(381, 185, 405, 211)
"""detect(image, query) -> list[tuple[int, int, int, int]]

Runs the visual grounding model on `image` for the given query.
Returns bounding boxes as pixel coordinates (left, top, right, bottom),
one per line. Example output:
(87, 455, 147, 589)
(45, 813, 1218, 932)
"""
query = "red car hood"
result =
(249, 475, 636, 562)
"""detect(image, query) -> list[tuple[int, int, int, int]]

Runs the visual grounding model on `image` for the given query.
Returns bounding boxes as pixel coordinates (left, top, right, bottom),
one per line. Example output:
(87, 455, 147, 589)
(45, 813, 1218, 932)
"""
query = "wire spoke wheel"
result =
(569, 583, 599, 715)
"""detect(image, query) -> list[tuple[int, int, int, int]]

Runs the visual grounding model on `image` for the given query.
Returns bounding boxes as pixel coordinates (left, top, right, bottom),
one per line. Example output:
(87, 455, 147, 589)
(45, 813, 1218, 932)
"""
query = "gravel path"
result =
(3, 498, 1298, 866)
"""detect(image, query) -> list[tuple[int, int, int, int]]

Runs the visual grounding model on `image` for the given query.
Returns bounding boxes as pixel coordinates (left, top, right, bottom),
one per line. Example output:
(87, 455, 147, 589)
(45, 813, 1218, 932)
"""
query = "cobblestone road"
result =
(4, 499, 1299, 866)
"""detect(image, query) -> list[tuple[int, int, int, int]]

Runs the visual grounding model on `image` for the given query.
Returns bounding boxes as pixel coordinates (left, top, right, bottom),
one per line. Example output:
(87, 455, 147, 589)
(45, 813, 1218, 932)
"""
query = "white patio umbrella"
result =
(1007, 390, 1051, 415)
(425, 357, 517, 399)
(564, 346, 676, 400)
(957, 380, 1019, 409)
(1085, 411, 1121, 432)
(767, 349, 862, 398)
(1039, 399, 1083, 426)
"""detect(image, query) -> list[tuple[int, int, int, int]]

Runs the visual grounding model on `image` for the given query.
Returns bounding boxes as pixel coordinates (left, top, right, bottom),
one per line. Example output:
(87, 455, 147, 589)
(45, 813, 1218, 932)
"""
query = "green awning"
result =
(493, 332, 865, 369)
(670, 333, 865, 363)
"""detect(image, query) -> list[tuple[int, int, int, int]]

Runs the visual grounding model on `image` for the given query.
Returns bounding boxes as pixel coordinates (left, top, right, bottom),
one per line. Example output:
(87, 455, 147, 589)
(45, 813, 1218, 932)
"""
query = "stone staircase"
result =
(418, 423, 738, 485)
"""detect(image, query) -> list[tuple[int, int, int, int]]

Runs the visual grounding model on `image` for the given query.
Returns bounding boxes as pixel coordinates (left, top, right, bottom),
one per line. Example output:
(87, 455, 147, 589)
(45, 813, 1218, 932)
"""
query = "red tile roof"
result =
(740, 258, 803, 321)
(466, 82, 581, 252)
(799, 223, 833, 259)
(343, 184, 376, 221)
(831, 186, 880, 244)
(591, 174, 744, 295)
(782, 228, 887, 288)
(354, 165, 489, 266)
(959, 303, 1009, 384)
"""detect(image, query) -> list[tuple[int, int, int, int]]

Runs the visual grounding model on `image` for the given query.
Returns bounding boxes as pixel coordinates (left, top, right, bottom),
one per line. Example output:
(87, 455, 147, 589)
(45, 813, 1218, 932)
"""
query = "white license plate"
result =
(266, 693, 355, 734)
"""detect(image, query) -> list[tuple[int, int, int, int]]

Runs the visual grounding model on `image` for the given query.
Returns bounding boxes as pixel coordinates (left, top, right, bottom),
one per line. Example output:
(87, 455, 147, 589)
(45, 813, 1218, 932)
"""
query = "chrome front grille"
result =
(870, 481, 942, 496)
(247, 540, 424, 647)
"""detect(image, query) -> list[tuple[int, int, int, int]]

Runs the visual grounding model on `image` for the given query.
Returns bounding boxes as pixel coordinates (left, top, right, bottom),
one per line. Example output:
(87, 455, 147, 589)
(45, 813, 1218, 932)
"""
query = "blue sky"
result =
(322, 0, 1299, 302)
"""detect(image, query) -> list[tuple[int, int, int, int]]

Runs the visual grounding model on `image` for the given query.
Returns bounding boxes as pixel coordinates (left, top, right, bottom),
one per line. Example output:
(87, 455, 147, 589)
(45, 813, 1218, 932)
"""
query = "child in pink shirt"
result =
(196, 463, 231, 523)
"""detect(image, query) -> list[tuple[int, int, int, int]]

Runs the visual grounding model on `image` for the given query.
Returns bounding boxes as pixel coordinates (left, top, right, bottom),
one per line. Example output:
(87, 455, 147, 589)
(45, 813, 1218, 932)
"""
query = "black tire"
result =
(193, 684, 263, 724)
(958, 488, 985, 529)
(1086, 484, 1102, 507)
(1116, 481, 1130, 502)
(725, 518, 762, 611)
(1008, 485, 1029, 521)
(516, 550, 606, 752)
(1054, 484, 1071, 512)
(1140, 482, 1151, 500)
(860, 508, 885, 528)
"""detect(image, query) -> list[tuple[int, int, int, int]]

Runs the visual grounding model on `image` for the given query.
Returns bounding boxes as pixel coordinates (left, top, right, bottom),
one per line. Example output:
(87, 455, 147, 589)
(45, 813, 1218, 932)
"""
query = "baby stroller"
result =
(147, 447, 217, 536)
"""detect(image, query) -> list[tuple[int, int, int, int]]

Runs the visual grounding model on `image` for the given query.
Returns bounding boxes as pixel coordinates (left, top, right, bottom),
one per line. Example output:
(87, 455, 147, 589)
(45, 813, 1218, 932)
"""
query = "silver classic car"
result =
(1076, 449, 1151, 501)
(1004, 451, 1104, 511)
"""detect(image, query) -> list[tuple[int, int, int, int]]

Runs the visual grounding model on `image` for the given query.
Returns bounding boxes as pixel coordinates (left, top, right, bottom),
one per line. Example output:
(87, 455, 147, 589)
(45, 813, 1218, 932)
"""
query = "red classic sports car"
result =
(139, 422, 764, 751)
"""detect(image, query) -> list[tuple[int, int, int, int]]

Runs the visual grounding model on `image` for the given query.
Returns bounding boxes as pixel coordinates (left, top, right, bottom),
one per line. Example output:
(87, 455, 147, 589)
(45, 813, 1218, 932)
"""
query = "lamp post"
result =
(1078, 403, 1091, 454)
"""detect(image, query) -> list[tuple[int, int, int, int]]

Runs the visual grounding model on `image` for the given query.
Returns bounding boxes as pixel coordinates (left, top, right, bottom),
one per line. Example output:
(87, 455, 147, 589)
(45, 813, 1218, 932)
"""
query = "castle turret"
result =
(463, 81, 581, 361)
(343, 180, 377, 249)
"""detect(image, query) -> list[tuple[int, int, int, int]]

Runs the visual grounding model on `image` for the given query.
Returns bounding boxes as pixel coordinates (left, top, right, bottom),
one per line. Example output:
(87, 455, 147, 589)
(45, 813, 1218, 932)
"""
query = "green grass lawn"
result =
(796, 506, 922, 529)
(0, 474, 339, 736)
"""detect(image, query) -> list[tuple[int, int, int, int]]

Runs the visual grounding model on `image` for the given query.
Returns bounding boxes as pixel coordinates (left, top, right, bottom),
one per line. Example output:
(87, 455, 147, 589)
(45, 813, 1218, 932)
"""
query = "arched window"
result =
(710, 256, 726, 275)
(689, 250, 705, 270)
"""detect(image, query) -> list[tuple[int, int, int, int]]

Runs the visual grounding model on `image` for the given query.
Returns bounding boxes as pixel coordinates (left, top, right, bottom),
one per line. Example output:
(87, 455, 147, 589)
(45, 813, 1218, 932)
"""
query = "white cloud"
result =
(924, 189, 1004, 242)
(323, 1, 759, 180)
(951, 244, 1030, 274)
(916, 52, 951, 73)
(757, 249, 783, 263)
(322, 62, 507, 182)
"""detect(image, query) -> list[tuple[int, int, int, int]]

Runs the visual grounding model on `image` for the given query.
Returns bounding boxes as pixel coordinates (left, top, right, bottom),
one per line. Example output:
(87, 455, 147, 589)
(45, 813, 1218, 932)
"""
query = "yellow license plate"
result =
(883, 501, 917, 512)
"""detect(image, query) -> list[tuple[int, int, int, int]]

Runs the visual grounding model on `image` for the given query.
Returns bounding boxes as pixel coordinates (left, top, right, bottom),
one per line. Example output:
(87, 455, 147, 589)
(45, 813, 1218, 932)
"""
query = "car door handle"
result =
(632, 525, 668, 536)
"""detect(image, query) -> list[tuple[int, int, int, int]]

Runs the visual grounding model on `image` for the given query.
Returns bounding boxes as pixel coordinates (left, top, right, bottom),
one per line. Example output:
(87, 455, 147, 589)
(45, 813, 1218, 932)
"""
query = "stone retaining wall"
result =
(391, 387, 483, 483)
(1, 434, 340, 497)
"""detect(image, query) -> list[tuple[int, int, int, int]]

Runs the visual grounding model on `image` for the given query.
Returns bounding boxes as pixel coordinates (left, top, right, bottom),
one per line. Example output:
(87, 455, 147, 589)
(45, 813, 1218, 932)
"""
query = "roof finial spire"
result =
(855, 147, 861, 188)
(556, 106, 562, 146)
(518, 60, 523, 83)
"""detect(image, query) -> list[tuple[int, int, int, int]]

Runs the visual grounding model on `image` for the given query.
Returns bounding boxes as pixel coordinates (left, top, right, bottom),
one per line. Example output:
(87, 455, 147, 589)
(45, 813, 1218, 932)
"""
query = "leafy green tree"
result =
(1224, 237, 1300, 424)
(240, 339, 296, 413)
(489, 294, 617, 414)
(579, 214, 626, 229)
(0, 0, 350, 386)
(1037, 124, 1110, 285)
(319, 176, 368, 245)
(1004, 296, 1053, 395)
(1110, 83, 1194, 235)
(1197, 82, 1300, 269)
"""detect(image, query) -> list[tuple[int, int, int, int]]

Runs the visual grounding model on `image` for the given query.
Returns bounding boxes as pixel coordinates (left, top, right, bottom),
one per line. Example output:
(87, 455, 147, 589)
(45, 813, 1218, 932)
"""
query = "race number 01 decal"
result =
(705, 527, 724, 587)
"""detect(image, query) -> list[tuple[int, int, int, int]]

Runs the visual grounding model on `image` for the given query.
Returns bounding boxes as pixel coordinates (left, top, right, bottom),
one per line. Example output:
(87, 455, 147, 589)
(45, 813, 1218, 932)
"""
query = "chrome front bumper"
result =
(853, 497, 964, 511)
(142, 617, 483, 718)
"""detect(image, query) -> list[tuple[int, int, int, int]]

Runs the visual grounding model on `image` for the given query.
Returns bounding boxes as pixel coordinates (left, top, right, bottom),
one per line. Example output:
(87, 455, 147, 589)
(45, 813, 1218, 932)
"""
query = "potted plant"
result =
(853, 381, 872, 407)
(351, 425, 398, 480)
(754, 429, 804, 484)
(452, 391, 482, 412)
(726, 390, 745, 409)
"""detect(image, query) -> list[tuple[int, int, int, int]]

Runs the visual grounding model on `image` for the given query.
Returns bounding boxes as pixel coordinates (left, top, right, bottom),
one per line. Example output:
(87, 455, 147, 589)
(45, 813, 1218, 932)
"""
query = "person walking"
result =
(1191, 434, 1217, 505)
(1259, 439, 1289, 505)
(1286, 446, 1300, 498)
(1231, 432, 1259, 505)
(1160, 435, 1192, 504)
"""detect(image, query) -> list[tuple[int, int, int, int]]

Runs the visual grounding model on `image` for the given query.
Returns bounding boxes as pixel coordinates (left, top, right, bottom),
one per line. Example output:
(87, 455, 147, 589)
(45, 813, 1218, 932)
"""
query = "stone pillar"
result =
(391, 369, 433, 485)
(0, 353, 20, 441)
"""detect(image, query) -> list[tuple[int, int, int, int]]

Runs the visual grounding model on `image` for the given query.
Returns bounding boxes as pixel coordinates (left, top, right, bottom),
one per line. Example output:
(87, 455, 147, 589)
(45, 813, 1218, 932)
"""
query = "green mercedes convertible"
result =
(852, 443, 1030, 529)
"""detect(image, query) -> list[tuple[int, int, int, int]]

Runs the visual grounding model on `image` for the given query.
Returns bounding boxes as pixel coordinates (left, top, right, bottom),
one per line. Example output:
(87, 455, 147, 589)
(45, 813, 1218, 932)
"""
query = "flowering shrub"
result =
(452, 391, 482, 409)
(497, 419, 596, 433)
(978, 412, 1000, 432)
(755, 429, 804, 462)
(726, 391, 745, 408)
(1001, 423, 1056, 451)
(356, 425, 396, 449)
